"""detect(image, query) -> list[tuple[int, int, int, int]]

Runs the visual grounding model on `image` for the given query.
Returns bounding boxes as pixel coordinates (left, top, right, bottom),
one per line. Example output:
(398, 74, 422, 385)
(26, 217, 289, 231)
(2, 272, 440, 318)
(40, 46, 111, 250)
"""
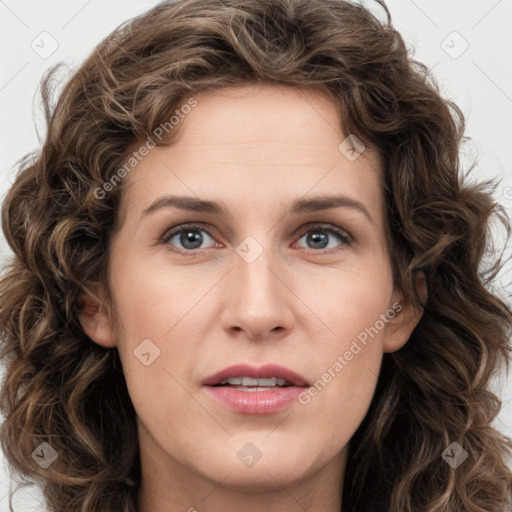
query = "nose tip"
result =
(221, 246, 294, 342)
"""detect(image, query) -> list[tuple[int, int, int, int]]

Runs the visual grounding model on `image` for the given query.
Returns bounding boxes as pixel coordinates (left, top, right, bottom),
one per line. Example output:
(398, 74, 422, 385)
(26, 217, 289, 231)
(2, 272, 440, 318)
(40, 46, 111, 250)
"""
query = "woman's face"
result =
(80, 83, 422, 504)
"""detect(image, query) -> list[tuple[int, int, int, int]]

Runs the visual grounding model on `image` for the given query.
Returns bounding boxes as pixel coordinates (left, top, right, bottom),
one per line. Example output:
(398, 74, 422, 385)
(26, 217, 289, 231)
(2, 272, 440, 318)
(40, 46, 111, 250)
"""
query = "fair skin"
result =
(79, 83, 425, 512)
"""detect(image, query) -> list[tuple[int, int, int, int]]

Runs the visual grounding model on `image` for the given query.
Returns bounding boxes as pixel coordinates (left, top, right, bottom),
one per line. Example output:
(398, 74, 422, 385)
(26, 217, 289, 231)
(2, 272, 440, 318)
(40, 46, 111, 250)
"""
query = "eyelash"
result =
(160, 222, 353, 257)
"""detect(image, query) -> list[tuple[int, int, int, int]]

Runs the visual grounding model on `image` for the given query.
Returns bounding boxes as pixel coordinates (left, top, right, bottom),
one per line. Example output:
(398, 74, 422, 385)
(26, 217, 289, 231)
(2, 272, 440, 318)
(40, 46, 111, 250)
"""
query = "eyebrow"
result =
(141, 194, 374, 224)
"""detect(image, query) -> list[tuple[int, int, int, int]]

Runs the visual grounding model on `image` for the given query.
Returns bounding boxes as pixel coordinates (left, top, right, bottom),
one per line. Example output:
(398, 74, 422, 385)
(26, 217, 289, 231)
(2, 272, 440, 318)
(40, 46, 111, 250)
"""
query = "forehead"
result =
(117, 83, 384, 227)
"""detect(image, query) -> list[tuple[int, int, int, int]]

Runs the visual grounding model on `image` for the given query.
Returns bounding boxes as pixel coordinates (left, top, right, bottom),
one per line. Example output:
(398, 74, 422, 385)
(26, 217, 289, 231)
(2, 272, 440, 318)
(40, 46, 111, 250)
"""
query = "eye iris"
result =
(308, 232, 328, 249)
(181, 230, 203, 249)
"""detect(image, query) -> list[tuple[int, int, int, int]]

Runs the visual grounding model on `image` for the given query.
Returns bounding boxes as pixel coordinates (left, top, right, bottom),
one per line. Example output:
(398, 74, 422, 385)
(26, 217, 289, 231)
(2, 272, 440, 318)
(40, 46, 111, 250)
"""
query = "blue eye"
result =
(160, 222, 352, 256)
(295, 224, 352, 252)
(161, 223, 218, 254)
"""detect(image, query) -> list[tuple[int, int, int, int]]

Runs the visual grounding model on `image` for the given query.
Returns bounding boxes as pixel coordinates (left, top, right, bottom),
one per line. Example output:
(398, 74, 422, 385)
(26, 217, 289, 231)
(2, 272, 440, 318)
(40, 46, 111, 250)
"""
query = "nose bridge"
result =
(236, 234, 280, 300)
(222, 232, 294, 339)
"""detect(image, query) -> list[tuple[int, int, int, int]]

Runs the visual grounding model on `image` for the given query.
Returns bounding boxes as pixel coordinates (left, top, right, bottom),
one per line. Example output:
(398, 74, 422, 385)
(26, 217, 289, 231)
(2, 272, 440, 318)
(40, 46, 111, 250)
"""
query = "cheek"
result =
(109, 257, 213, 340)
(108, 259, 212, 410)
(296, 265, 393, 423)
(297, 254, 394, 347)
(296, 317, 385, 460)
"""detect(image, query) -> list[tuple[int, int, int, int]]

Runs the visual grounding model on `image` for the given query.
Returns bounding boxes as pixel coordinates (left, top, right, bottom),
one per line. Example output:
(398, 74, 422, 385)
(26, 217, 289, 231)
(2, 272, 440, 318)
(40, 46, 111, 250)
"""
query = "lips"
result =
(201, 363, 310, 388)
(201, 363, 311, 414)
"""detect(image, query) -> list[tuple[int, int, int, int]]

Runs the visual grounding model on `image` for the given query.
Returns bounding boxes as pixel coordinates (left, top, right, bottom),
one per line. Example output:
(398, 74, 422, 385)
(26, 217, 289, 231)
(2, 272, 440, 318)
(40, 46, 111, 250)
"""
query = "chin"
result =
(208, 462, 309, 491)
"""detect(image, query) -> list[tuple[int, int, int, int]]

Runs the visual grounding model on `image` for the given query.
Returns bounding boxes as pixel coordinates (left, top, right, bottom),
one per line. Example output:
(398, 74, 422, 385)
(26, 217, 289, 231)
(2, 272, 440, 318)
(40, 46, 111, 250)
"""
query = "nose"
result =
(221, 238, 295, 342)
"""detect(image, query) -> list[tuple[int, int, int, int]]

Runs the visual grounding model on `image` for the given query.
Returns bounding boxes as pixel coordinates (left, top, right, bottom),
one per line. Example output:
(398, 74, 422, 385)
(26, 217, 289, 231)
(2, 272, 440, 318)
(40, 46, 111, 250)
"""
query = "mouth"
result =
(201, 364, 310, 414)
(214, 376, 296, 391)
(201, 363, 310, 388)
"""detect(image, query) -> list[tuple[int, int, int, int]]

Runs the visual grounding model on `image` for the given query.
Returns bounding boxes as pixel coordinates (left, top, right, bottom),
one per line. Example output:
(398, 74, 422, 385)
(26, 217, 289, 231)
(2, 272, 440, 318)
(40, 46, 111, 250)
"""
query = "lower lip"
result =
(203, 385, 307, 414)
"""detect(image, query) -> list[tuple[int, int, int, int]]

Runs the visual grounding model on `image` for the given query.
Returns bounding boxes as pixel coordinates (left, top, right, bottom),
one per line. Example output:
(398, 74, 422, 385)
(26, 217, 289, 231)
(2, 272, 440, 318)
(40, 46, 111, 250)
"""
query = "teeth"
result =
(220, 377, 243, 385)
(233, 386, 278, 392)
(219, 377, 289, 386)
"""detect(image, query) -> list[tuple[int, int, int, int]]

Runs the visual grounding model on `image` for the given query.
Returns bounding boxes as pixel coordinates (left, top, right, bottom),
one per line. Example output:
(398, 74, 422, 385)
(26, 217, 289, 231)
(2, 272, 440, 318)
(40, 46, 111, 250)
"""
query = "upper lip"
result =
(202, 363, 310, 387)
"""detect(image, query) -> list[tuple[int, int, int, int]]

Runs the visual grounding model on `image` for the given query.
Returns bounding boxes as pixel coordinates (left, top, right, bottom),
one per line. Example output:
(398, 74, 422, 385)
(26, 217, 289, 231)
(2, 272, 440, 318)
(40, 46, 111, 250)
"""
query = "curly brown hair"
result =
(1, 0, 511, 511)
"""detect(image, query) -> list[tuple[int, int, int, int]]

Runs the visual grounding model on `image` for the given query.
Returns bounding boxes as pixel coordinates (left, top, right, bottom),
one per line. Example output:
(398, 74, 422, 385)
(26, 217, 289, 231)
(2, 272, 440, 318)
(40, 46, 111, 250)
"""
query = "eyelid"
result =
(294, 222, 352, 242)
(159, 222, 218, 244)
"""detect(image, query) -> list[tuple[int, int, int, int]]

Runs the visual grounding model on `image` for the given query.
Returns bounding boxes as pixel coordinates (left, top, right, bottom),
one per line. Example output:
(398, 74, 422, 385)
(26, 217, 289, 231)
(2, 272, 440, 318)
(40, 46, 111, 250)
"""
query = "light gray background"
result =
(0, 0, 511, 509)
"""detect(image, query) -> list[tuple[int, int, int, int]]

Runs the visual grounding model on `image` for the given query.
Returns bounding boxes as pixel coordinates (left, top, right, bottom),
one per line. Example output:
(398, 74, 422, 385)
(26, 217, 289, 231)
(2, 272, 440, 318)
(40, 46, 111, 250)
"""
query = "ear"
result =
(77, 285, 117, 348)
(383, 270, 428, 353)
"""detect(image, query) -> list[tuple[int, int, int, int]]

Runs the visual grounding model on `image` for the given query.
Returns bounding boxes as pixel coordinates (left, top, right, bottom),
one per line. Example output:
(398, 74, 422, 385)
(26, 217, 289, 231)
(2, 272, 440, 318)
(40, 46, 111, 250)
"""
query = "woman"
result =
(1, 0, 511, 511)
